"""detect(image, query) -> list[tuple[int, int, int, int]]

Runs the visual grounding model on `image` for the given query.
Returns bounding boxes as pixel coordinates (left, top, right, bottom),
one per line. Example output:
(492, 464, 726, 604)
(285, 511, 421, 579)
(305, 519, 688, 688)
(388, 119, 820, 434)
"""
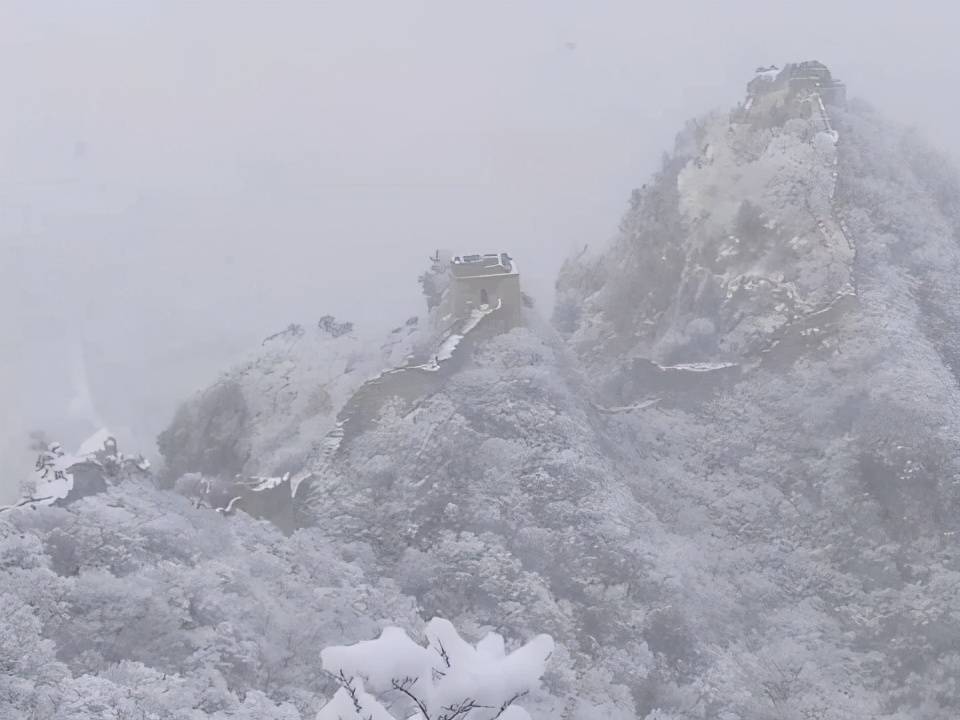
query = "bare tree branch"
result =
(338, 671, 364, 716)
(435, 638, 452, 668)
(490, 691, 528, 720)
(392, 676, 431, 720)
(438, 698, 489, 720)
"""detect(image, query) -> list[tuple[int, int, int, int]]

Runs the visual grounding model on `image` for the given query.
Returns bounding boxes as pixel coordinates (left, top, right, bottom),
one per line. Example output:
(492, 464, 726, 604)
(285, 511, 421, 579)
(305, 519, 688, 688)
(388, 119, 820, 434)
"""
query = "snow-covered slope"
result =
(157, 317, 424, 482)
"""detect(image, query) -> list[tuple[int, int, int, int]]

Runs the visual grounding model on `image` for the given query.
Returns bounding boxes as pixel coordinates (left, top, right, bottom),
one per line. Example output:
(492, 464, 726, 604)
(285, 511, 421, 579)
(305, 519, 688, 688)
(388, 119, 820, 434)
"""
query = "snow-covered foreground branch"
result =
(318, 619, 554, 720)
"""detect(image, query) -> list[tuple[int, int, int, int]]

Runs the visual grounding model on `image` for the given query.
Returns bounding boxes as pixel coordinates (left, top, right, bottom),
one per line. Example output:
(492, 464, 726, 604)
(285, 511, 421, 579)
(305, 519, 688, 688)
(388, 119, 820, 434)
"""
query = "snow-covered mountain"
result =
(556, 62, 853, 375)
(155, 61, 960, 718)
(5, 62, 960, 719)
(550, 61, 960, 716)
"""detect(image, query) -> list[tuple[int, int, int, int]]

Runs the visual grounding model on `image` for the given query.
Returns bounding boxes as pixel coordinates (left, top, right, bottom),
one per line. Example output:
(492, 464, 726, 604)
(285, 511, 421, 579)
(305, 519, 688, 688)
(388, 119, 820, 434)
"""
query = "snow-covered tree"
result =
(318, 619, 554, 720)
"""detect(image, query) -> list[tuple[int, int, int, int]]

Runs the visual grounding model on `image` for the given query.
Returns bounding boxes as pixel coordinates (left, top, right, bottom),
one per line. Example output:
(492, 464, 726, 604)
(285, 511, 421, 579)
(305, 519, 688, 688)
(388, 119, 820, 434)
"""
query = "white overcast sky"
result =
(2, 1, 959, 496)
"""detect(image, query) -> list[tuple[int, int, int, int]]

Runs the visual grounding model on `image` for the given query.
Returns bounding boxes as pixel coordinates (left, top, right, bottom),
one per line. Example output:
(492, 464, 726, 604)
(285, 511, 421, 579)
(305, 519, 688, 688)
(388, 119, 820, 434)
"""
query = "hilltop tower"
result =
(781, 60, 846, 105)
(449, 253, 522, 325)
(426, 251, 522, 331)
(746, 60, 847, 108)
(448, 252, 520, 315)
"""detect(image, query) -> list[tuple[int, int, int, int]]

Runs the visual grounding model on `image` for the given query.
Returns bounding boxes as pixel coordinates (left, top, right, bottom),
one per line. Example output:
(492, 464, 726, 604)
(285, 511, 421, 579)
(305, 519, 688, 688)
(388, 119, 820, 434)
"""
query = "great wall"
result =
(8, 62, 865, 530)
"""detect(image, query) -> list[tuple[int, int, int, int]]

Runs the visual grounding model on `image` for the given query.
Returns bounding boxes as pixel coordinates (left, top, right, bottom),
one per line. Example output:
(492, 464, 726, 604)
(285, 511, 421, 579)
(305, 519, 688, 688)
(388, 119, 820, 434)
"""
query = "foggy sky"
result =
(3, 1, 959, 500)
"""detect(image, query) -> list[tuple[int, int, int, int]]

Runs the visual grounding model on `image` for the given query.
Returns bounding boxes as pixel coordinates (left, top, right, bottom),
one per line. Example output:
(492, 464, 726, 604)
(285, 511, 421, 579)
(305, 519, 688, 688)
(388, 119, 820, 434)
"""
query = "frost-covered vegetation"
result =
(4, 64, 960, 719)
(0, 479, 604, 719)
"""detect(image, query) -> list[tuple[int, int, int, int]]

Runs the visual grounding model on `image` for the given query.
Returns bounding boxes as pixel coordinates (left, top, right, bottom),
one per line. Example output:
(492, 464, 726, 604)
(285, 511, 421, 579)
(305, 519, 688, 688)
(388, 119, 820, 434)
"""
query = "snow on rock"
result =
(653, 361, 739, 373)
(246, 473, 290, 492)
(319, 618, 553, 720)
(406, 300, 503, 372)
(436, 301, 502, 363)
(289, 469, 313, 498)
(593, 398, 661, 414)
(25, 428, 114, 507)
(434, 333, 464, 365)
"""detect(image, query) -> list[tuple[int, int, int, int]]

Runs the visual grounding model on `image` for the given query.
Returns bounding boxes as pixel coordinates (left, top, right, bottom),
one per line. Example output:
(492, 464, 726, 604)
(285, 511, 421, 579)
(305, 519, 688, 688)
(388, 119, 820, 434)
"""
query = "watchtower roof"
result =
(449, 252, 516, 278)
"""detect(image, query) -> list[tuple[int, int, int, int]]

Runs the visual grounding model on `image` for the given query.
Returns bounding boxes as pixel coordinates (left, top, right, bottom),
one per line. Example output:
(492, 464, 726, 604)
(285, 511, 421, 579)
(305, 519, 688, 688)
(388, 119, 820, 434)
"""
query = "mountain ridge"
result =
(17, 60, 958, 719)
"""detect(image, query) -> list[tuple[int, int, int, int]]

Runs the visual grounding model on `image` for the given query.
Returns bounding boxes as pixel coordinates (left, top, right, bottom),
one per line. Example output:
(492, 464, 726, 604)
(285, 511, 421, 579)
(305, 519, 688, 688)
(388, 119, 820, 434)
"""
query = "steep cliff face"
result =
(555, 65, 855, 380)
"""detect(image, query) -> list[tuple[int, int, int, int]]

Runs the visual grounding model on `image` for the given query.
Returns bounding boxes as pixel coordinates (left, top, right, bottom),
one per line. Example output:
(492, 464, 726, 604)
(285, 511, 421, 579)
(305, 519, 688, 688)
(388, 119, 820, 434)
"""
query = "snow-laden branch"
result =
(318, 619, 553, 720)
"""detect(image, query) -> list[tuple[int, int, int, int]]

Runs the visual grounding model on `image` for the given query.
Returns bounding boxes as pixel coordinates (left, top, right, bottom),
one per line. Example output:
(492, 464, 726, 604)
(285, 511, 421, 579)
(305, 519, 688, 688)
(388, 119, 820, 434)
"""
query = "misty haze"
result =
(3, 3, 960, 719)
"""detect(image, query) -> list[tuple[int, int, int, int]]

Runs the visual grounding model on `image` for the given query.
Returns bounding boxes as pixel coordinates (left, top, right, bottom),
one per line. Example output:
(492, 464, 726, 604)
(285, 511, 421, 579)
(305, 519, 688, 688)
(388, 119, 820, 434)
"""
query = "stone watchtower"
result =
(782, 60, 847, 106)
(444, 252, 522, 327)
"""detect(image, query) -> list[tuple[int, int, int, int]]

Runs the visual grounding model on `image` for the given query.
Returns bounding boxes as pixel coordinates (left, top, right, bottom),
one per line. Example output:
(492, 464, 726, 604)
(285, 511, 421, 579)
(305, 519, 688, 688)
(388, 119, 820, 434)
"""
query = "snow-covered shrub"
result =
(318, 315, 354, 337)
